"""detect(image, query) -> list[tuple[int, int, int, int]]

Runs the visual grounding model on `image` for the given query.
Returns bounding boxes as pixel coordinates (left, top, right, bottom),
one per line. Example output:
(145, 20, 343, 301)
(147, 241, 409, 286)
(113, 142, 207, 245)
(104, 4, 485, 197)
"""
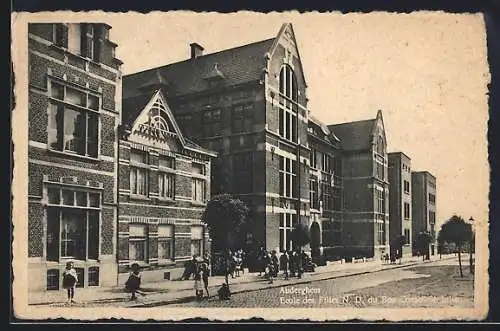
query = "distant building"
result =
(328, 110, 390, 260)
(388, 152, 413, 257)
(411, 171, 437, 256)
(117, 89, 217, 282)
(27, 23, 122, 292)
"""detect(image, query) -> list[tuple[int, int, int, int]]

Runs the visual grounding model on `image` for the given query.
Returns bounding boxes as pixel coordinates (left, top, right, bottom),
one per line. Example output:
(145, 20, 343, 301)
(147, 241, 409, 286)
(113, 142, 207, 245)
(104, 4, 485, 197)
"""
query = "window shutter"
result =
(80, 23, 88, 57)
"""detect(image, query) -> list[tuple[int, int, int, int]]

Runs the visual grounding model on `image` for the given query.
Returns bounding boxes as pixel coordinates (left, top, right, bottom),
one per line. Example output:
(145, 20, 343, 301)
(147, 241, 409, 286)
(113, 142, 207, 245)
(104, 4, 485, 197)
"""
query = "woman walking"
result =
(201, 263, 210, 298)
(125, 263, 143, 300)
(194, 265, 204, 301)
(62, 261, 78, 304)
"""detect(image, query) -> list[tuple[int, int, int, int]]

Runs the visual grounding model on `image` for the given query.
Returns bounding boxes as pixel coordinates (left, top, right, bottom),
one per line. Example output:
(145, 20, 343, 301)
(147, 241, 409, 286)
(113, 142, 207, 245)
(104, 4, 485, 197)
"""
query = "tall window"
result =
(48, 82, 100, 158)
(279, 156, 297, 198)
(202, 108, 222, 137)
(376, 136, 385, 155)
(278, 65, 298, 143)
(53, 24, 65, 47)
(80, 23, 101, 61)
(309, 176, 319, 209)
(376, 189, 385, 214)
(310, 148, 318, 169)
(332, 187, 342, 211)
(429, 211, 436, 225)
(322, 153, 332, 173)
(375, 162, 385, 181)
(377, 222, 386, 245)
(158, 225, 174, 261)
(428, 193, 436, 205)
(233, 153, 253, 193)
(191, 226, 204, 257)
(158, 156, 175, 199)
(130, 150, 148, 196)
(232, 104, 254, 133)
(279, 213, 297, 252)
(129, 224, 148, 263)
(321, 179, 333, 211)
(404, 202, 410, 220)
(46, 187, 100, 262)
(192, 163, 206, 202)
(403, 180, 410, 194)
(404, 228, 411, 245)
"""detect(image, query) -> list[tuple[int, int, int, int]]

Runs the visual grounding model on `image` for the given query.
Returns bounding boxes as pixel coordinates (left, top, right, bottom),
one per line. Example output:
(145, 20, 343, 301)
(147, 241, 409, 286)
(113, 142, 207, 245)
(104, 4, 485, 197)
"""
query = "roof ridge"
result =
(328, 118, 376, 127)
(124, 37, 276, 78)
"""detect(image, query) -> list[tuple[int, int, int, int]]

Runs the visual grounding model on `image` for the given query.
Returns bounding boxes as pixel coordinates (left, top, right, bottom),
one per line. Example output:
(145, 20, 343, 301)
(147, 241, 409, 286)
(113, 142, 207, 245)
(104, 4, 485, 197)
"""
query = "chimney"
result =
(190, 43, 204, 59)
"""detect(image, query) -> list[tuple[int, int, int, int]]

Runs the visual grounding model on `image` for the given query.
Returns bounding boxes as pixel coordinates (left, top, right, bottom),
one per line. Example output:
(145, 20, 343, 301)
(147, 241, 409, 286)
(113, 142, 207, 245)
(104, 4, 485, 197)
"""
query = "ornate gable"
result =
(128, 89, 186, 151)
(269, 23, 307, 87)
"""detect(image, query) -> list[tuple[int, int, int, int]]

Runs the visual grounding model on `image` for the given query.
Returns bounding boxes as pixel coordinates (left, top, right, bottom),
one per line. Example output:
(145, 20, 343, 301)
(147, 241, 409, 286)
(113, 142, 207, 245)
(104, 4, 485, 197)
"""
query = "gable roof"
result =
(328, 118, 377, 151)
(123, 37, 276, 100)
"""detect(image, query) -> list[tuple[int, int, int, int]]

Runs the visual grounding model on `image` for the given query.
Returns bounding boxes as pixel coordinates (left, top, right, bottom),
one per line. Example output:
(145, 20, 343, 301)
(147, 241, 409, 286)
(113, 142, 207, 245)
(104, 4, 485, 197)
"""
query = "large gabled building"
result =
(123, 23, 312, 255)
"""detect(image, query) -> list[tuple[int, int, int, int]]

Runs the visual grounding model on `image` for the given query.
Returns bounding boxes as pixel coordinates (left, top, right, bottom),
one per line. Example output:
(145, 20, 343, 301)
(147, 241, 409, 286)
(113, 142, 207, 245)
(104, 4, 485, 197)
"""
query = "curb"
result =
(131, 256, 455, 307)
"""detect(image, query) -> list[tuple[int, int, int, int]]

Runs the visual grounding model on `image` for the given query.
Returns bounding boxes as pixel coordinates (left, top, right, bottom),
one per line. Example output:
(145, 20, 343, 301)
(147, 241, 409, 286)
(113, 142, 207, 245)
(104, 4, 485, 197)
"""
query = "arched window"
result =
(279, 65, 298, 102)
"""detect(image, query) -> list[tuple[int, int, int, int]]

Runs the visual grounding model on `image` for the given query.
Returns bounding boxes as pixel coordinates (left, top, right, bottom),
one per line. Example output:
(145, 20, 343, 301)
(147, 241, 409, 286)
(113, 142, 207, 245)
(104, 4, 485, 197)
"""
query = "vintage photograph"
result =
(12, 11, 490, 321)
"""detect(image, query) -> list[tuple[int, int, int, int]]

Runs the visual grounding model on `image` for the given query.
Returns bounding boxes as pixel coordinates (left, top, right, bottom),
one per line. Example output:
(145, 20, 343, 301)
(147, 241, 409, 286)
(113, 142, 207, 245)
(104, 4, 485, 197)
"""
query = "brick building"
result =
(328, 110, 390, 260)
(27, 23, 122, 292)
(307, 116, 343, 258)
(123, 23, 311, 254)
(118, 89, 217, 282)
(411, 171, 437, 256)
(388, 152, 413, 257)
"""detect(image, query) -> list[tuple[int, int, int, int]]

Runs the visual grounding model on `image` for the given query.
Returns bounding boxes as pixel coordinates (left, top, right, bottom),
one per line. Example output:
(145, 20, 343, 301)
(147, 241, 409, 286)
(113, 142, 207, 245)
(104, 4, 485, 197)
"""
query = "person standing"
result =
(280, 251, 289, 280)
(193, 266, 204, 301)
(201, 263, 210, 298)
(62, 261, 78, 304)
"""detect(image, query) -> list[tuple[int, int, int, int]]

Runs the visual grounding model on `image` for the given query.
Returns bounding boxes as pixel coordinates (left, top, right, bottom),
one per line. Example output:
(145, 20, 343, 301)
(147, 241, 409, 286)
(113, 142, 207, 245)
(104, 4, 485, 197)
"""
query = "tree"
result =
(390, 234, 406, 264)
(439, 215, 473, 278)
(291, 223, 310, 279)
(415, 231, 432, 261)
(201, 194, 249, 285)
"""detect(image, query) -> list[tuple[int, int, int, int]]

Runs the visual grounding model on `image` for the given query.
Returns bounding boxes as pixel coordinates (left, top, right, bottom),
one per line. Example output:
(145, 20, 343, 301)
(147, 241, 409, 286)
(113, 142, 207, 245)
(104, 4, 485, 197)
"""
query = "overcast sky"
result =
(103, 11, 490, 228)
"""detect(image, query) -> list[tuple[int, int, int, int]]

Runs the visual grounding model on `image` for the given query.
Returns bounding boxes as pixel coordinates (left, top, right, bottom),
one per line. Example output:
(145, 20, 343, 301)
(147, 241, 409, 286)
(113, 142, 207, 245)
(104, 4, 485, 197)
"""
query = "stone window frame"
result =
(279, 156, 297, 198)
(47, 79, 102, 160)
(279, 213, 297, 252)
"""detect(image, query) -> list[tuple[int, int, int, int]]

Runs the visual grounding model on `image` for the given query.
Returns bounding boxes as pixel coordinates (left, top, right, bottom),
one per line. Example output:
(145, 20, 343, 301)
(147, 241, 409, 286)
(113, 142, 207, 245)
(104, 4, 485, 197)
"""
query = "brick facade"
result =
(28, 23, 122, 292)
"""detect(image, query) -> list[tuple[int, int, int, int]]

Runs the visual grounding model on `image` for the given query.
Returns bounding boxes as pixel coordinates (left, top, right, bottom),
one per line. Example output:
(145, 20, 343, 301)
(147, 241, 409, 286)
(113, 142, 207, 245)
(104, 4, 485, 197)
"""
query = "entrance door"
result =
(310, 222, 321, 257)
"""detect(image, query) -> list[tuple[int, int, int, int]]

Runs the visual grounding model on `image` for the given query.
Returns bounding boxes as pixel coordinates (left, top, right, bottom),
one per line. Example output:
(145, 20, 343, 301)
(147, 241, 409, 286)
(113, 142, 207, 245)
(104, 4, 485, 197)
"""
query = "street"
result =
(166, 257, 474, 308)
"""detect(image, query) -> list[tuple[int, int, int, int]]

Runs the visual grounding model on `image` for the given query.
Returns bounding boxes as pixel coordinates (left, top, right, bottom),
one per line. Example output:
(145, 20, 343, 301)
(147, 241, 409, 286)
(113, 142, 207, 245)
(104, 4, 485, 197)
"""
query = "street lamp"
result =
(468, 216, 475, 274)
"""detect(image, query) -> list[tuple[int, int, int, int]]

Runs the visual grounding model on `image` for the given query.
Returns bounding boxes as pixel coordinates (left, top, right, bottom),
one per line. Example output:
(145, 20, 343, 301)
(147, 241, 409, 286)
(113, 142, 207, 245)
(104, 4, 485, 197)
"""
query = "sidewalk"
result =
(29, 254, 455, 307)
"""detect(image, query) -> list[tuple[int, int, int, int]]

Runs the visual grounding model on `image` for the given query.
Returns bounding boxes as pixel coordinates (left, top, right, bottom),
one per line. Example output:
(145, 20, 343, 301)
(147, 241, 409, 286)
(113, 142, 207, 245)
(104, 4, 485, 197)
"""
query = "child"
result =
(62, 261, 78, 304)
(125, 263, 144, 300)
(217, 282, 231, 300)
(201, 263, 210, 298)
(193, 266, 204, 301)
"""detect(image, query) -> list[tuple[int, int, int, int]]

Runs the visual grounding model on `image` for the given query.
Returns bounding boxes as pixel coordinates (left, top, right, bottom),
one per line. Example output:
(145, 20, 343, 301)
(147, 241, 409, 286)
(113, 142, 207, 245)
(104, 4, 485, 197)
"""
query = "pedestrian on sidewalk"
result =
(193, 266, 204, 301)
(125, 263, 144, 301)
(201, 262, 210, 298)
(256, 246, 266, 276)
(271, 250, 279, 278)
(280, 251, 289, 280)
(62, 261, 78, 305)
(180, 256, 197, 280)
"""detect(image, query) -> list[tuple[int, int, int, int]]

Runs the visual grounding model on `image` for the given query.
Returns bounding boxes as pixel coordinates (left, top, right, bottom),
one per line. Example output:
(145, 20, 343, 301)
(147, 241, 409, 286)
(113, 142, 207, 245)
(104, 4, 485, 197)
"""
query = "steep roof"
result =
(123, 38, 276, 100)
(328, 119, 376, 151)
(121, 92, 155, 128)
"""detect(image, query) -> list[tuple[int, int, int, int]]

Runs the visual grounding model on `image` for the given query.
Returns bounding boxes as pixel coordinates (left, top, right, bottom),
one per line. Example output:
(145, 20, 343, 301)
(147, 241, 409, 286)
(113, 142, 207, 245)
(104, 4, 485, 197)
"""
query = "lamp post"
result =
(468, 217, 475, 274)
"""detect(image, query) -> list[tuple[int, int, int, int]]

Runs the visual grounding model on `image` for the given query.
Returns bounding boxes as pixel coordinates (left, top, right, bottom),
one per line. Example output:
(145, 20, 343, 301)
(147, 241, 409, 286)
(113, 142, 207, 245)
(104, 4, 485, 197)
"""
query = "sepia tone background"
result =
(11, 11, 490, 321)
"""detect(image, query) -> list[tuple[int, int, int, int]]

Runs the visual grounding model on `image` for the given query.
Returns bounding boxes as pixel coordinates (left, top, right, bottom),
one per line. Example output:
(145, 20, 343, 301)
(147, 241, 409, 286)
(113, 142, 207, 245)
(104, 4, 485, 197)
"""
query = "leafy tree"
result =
(439, 215, 473, 277)
(201, 194, 249, 284)
(415, 231, 433, 261)
(291, 223, 310, 279)
(390, 234, 406, 264)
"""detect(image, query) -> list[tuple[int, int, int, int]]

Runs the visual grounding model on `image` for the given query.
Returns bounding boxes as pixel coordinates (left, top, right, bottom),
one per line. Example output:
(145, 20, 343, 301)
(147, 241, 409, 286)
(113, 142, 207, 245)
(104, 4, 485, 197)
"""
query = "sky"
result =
(103, 11, 490, 229)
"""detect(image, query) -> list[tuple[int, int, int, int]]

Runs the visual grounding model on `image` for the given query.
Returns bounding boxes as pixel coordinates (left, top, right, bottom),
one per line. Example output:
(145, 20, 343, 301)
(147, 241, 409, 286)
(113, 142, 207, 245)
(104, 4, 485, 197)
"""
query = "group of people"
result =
(255, 247, 316, 284)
